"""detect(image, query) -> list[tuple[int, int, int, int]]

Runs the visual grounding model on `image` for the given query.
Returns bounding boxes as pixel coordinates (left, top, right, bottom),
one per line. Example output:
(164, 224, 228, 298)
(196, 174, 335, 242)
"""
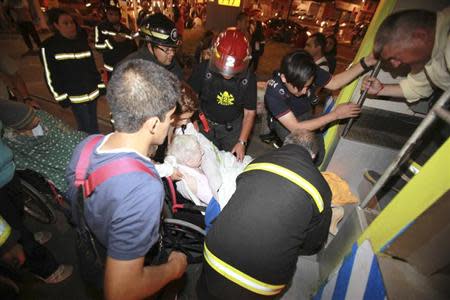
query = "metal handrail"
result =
(360, 88, 450, 208)
(342, 60, 383, 137)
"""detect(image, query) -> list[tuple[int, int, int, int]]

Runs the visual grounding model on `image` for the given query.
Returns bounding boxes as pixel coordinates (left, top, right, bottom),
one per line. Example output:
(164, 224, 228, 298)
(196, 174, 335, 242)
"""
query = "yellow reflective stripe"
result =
(124, 34, 133, 40)
(101, 30, 117, 36)
(54, 51, 91, 60)
(41, 47, 66, 101)
(141, 27, 170, 40)
(105, 39, 114, 50)
(95, 43, 108, 49)
(95, 26, 99, 43)
(55, 94, 68, 101)
(104, 64, 114, 71)
(0, 216, 12, 247)
(204, 244, 285, 296)
(408, 160, 422, 175)
(69, 89, 100, 103)
(98, 83, 106, 88)
(244, 163, 324, 212)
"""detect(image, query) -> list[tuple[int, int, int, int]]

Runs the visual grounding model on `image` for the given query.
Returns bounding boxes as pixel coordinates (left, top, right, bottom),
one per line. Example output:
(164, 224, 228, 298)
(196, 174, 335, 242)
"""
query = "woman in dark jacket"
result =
(41, 8, 105, 134)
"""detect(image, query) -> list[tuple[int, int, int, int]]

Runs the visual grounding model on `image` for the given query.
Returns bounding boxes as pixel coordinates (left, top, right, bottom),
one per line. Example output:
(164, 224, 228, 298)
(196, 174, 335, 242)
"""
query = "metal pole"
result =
(341, 60, 382, 137)
(360, 88, 450, 208)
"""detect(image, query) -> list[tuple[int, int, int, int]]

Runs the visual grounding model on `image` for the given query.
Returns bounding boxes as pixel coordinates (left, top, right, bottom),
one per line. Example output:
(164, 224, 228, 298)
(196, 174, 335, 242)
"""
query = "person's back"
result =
(199, 130, 332, 299)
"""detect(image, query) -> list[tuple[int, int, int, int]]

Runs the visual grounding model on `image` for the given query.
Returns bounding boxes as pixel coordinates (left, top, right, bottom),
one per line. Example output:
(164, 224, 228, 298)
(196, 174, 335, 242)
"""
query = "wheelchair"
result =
(5, 169, 63, 225)
(160, 177, 207, 264)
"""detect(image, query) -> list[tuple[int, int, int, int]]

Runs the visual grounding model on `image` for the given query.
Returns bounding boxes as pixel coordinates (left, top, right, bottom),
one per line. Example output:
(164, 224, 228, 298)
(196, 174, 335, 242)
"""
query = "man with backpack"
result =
(188, 28, 257, 161)
(65, 59, 187, 299)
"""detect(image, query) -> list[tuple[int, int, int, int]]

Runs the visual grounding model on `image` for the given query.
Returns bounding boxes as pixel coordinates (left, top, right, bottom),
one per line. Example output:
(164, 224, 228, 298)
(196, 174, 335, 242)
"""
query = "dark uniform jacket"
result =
(94, 21, 137, 72)
(41, 31, 105, 104)
(123, 46, 183, 80)
(205, 144, 332, 288)
(265, 70, 331, 121)
(188, 60, 257, 124)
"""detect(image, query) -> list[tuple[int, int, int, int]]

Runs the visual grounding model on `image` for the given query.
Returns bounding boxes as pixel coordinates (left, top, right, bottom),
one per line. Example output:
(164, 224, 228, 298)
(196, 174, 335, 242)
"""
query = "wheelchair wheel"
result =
(20, 179, 56, 224)
(161, 218, 206, 264)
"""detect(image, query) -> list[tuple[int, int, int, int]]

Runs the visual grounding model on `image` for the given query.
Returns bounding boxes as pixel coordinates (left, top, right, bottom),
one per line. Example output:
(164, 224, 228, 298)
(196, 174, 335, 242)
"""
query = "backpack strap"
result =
(74, 134, 156, 198)
(82, 158, 155, 198)
(75, 135, 104, 187)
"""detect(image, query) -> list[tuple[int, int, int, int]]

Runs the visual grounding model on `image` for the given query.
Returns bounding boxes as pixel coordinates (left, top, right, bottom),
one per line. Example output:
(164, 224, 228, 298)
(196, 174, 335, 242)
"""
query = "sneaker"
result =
(33, 231, 52, 245)
(37, 264, 73, 284)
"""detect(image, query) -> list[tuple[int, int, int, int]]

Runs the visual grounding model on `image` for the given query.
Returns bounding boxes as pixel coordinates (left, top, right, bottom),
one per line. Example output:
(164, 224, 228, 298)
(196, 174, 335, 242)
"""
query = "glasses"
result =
(155, 45, 177, 55)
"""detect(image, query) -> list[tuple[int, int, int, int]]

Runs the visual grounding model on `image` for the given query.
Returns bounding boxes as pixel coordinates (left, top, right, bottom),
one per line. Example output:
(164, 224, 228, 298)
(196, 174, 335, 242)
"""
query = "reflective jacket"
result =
(94, 21, 137, 72)
(0, 215, 20, 256)
(41, 31, 105, 104)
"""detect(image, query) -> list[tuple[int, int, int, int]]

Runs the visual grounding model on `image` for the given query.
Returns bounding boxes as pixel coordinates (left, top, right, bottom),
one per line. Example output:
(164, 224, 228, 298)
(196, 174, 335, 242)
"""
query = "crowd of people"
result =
(0, 3, 449, 300)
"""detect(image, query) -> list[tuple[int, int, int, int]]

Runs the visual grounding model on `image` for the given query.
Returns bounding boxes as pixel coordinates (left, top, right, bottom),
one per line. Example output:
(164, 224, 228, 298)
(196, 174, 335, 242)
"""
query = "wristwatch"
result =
(238, 140, 248, 147)
(360, 57, 372, 72)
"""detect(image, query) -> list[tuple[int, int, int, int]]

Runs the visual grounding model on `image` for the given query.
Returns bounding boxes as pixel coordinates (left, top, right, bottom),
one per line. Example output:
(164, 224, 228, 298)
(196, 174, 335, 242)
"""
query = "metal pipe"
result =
(360, 88, 450, 208)
(341, 60, 382, 137)
(434, 106, 450, 124)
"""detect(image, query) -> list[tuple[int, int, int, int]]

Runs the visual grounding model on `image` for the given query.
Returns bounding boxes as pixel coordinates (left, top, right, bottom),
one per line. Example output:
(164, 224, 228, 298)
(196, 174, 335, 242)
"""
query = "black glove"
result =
(58, 99, 71, 108)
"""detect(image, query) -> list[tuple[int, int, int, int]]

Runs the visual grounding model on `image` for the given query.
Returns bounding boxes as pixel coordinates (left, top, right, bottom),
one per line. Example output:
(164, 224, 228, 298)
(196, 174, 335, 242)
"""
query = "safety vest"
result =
(204, 162, 324, 296)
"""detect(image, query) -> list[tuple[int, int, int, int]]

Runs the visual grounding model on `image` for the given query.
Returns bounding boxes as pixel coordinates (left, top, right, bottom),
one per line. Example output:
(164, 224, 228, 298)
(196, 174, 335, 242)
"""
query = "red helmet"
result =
(209, 28, 251, 77)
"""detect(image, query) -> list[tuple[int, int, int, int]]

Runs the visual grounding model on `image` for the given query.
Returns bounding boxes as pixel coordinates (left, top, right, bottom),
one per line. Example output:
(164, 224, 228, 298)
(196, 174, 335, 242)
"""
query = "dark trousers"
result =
(0, 175, 58, 279)
(199, 116, 242, 152)
(17, 21, 41, 50)
(71, 100, 99, 134)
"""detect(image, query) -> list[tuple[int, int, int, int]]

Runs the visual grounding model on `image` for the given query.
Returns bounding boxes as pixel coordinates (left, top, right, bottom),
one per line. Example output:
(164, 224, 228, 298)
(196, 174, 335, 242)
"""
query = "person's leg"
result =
(71, 102, 98, 134)
(87, 99, 99, 134)
(16, 22, 33, 51)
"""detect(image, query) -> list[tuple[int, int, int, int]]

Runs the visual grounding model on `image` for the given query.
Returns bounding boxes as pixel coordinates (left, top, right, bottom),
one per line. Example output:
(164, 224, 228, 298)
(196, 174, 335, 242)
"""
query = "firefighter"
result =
(188, 28, 257, 161)
(41, 8, 105, 134)
(94, 3, 136, 77)
(124, 13, 182, 79)
(197, 129, 332, 300)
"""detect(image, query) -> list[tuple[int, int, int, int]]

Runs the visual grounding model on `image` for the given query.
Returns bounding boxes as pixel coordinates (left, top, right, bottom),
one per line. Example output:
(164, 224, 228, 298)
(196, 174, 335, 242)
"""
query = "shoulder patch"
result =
(267, 79, 278, 88)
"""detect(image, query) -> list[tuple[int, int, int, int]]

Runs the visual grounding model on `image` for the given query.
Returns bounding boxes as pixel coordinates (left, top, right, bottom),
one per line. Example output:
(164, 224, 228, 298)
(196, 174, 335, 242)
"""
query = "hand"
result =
(361, 75, 384, 95)
(170, 168, 183, 181)
(231, 142, 245, 162)
(1, 244, 26, 269)
(364, 52, 378, 67)
(167, 251, 187, 280)
(333, 103, 361, 120)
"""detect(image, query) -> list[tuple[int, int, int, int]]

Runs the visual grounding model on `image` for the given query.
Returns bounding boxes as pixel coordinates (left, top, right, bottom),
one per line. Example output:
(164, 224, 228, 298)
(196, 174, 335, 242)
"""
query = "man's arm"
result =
(231, 108, 256, 161)
(325, 55, 377, 91)
(104, 251, 187, 300)
(278, 103, 361, 132)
